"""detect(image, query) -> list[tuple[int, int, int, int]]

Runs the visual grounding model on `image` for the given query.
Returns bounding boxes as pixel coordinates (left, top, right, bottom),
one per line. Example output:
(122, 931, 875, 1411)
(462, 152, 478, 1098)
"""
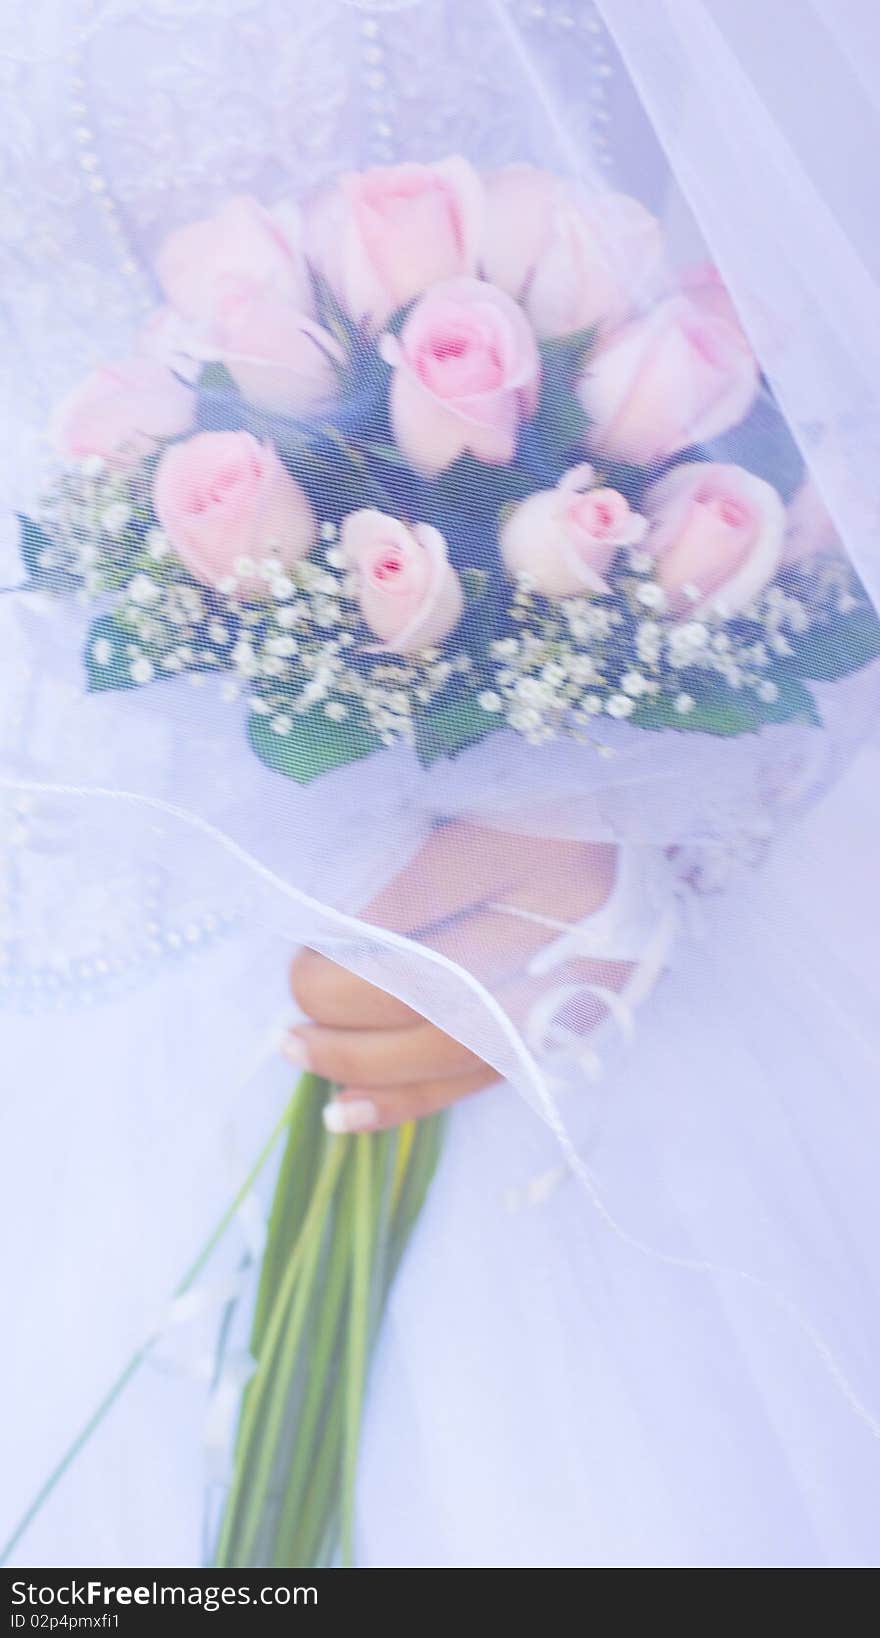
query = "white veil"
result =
(2, 0, 880, 1567)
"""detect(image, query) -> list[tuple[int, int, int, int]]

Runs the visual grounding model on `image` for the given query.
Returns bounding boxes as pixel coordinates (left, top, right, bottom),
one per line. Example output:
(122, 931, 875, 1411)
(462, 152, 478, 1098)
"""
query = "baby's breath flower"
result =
(606, 693, 635, 719)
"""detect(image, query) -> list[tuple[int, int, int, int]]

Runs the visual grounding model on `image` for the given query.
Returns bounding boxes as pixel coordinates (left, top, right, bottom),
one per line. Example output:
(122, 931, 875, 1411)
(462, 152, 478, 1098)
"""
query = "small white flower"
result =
(160, 654, 183, 673)
(491, 637, 519, 659)
(568, 655, 598, 685)
(270, 575, 294, 601)
(234, 556, 256, 578)
(264, 634, 299, 659)
(218, 575, 238, 595)
(101, 502, 131, 536)
(756, 679, 780, 704)
(606, 693, 635, 719)
(636, 582, 666, 611)
(516, 676, 553, 707)
(80, 454, 106, 479)
(129, 656, 154, 684)
(676, 621, 709, 649)
(620, 670, 648, 697)
(674, 692, 696, 715)
(146, 528, 170, 561)
(540, 662, 566, 687)
(320, 521, 338, 542)
(270, 713, 292, 734)
(581, 694, 603, 715)
(770, 633, 794, 656)
(324, 700, 348, 721)
(92, 637, 113, 666)
(508, 705, 543, 732)
(127, 573, 159, 606)
(208, 620, 230, 646)
(478, 690, 503, 713)
(324, 547, 345, 569)
(681, 582, 701, 603)
(628, 549, 653, 573)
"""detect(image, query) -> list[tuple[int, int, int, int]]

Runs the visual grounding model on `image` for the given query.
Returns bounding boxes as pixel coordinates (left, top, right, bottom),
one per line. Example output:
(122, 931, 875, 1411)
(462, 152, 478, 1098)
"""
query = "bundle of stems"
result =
(214, 1071, 444, 1568)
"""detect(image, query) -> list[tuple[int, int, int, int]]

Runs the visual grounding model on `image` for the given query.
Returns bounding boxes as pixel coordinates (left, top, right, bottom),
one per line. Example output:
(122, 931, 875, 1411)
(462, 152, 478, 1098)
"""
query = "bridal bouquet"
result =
(17, 158, 880, 1567)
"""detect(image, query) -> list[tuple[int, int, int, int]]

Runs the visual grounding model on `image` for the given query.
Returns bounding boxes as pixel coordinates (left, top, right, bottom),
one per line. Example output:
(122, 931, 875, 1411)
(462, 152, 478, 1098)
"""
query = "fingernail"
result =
(280, 1031, 309, 1067)
(322, 1098, 378, 1135)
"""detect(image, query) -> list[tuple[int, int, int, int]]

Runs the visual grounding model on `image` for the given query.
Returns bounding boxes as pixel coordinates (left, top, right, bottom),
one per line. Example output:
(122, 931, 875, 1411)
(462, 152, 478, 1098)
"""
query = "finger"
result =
(289, 947, 423, 1029)
(282, 1019, 488, 1088)
(322, 1067, 500, 1133)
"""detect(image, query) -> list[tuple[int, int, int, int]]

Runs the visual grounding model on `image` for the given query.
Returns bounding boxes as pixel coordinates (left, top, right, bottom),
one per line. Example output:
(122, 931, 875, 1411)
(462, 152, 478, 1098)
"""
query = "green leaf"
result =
(786, 606, 880, 681)
(632, 674, 821, 736)
(461, 568, 489, 604)
(413, 695, 503, 766)
(199, 361, 240, 396)
(83, 612, 140, 693)
(248, 705, 382, 783)
(361, 440, 411, 468)
(17, 513, 78, 592)
(538, 324, 598, 366)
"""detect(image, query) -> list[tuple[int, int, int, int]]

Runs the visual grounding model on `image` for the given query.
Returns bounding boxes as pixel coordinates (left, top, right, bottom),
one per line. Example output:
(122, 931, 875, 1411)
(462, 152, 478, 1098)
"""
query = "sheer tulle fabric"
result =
(2, 0, 880, 1567)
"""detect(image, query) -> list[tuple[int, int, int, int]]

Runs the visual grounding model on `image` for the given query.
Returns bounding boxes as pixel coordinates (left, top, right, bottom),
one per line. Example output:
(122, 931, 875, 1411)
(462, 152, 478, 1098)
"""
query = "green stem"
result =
(0, 1087, 301, 1568)
(214, 1135, 347, 1567)
(270, 1165, 355, 1567)
(250, 1074, 327, 1352)
(234, 1143, 345, 1566)
(340, 1132, 375, 1568)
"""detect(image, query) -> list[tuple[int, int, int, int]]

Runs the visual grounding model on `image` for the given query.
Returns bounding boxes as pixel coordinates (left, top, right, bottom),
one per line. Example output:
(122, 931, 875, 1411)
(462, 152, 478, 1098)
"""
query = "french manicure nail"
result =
(281, 1032, 308, 1067)
(322, 1098, 378, 1135)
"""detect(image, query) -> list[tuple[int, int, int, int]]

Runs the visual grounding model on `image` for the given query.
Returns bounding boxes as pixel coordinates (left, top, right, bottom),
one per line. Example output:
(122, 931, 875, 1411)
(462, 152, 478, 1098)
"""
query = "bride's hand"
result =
(285, 822, 629, 1132)
(286, 950, 500, 1132)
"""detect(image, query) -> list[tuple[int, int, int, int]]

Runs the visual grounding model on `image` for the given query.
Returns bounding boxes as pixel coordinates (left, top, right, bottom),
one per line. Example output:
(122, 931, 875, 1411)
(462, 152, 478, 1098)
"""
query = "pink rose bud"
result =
(783, 479, 843, 567)
(644, 462, 785, 617)
(500, 463, 647, 599)
(156, 196, 310, 324)
(341, 509, 463, 654)
(482, 165, 664, 338)
(306, 157, 482, 329)
(380, 278, 541, 476)
(578, 295, 759, 468)
(208, 283, 343, 414)
(153, 431, 316, 593)
(50, 357, 194, 466)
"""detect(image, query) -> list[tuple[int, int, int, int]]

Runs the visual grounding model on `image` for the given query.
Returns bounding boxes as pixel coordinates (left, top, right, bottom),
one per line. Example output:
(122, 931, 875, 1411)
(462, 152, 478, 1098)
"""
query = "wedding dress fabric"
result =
(2, 0, 880, 1568)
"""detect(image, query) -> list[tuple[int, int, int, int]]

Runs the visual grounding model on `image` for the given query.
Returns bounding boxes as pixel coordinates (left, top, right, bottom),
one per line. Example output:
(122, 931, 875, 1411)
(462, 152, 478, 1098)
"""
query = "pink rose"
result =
(51, 357, 194, 466)
(644, 462, 785, 616)
(679, 262, 745, 333)
(341, 509, 463, 654)
(207, 285, 343, 414)
(500, 463, 647, 598)
(156, 196, 309, 323)
(783, 480, 843, 567)
(577, 295, 759, 467)
(482, 166, 664, 338)
(380, 278, 541, 476)
(306, 157, 482, 328)
(153, 432, 316, 593)
(138, 307, 202, 385)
